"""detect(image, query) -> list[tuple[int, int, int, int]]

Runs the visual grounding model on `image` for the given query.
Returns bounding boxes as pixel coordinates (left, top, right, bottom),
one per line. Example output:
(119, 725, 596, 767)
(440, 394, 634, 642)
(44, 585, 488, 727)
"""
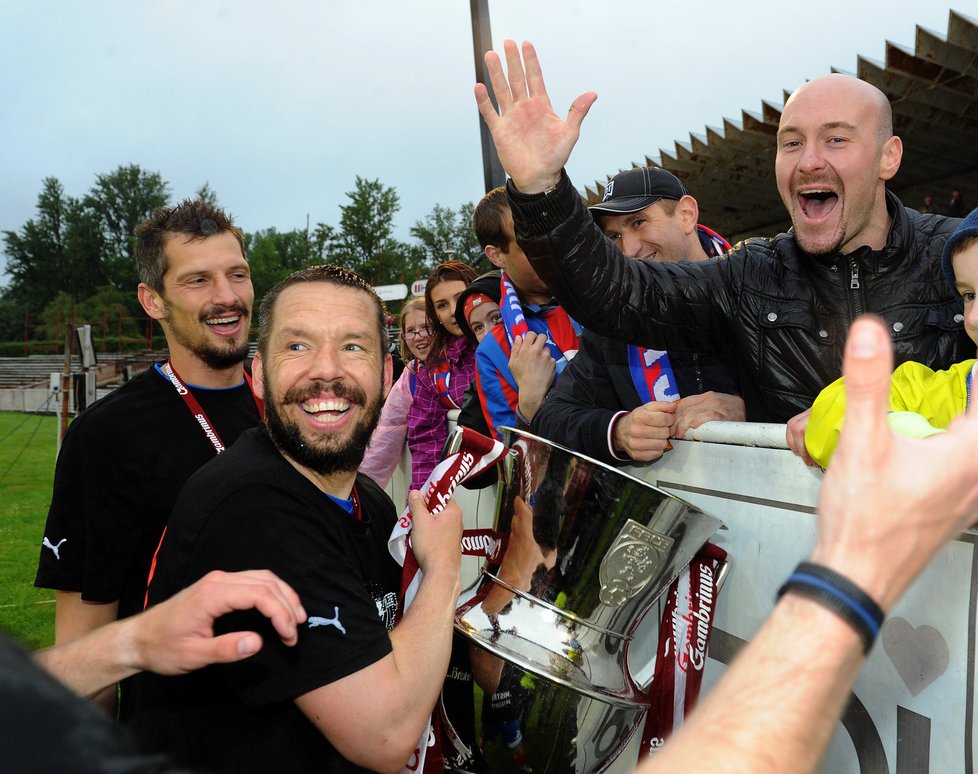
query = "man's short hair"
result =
(135, 200, 245, 292)
(257, 264, 389, 361)
(472, 187, 511, 252)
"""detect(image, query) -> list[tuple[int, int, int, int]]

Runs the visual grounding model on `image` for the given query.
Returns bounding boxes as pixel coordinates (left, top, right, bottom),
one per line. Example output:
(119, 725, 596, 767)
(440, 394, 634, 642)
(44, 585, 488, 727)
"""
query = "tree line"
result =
(0, 165, 485, 346)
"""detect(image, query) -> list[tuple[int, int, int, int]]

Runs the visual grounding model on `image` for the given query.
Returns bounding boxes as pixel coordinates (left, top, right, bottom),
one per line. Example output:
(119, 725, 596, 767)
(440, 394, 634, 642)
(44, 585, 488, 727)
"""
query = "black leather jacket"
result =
(510, 173, 970, 422)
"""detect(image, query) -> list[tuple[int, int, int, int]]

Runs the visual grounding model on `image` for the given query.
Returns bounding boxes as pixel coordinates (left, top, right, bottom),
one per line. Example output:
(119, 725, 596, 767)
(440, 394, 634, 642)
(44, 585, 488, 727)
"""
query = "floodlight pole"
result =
(470, 0, 506, 193)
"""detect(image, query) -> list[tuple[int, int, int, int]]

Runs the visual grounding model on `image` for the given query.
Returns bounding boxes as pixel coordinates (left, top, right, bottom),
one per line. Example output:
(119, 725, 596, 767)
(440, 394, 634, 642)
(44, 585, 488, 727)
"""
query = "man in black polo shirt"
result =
(35, 200, 261, 707)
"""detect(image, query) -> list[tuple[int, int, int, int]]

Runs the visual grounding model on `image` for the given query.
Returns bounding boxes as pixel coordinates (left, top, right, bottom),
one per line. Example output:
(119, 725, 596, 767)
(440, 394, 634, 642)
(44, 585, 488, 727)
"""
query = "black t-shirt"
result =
(125, 427, 401, 774)
(35, 365, 261, 621)
(0, 635, 181, 774)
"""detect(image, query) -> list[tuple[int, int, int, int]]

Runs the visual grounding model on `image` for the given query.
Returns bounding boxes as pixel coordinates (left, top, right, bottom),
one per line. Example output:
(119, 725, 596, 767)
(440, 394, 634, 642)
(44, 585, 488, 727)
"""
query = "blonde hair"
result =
(398, 297, 428, 362)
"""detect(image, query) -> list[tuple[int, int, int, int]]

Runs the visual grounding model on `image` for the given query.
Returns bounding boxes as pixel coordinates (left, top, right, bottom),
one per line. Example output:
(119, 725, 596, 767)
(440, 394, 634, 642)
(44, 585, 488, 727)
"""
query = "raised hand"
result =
(474, 40, 597, 193)
(813, 316, 978, 610)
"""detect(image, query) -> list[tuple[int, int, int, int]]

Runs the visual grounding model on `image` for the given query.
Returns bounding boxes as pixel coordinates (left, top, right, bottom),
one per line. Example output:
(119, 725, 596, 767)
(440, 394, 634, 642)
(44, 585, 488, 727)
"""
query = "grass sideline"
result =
(0, 411, 57, 649)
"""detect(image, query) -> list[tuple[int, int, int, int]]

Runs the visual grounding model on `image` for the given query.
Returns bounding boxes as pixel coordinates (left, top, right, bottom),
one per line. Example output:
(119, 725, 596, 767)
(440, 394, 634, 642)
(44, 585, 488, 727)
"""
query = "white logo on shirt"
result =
(42, 537, 67, 560)
(374, 592, 398, 631)
(308, 606, 346, 635)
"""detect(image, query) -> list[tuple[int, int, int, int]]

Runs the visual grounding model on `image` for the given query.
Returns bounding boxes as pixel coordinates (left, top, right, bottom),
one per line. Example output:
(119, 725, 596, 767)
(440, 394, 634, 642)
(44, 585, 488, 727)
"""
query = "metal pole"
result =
(60, 322, 71, 443)
(470, 0, 506, 192)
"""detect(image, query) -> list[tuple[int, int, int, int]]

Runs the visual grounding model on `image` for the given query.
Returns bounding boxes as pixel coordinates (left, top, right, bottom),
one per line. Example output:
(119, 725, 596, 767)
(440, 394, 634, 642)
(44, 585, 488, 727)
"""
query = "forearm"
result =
(36, 612, 144, 698)
(640, 594, 863, 774)
(531, 343, 625, 464)
(386, 565, 461, 734)
(511, 173, 632, 336)
(511, 175, 725, 351)
(533, 395, 622, 465)
(515, 381, 549, 423)
(313, 565, 461, 772)
(52, 592, 120, 708)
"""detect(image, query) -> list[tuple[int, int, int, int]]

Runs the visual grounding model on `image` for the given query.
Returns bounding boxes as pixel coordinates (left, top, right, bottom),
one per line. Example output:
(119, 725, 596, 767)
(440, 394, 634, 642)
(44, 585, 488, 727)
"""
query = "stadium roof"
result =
(582, 9, 978, 243)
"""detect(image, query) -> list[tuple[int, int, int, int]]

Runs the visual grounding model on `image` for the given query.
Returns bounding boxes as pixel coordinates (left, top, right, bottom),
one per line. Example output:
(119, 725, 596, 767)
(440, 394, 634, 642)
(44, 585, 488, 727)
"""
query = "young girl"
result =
(407, 261, 478, 491)
(359, 297, 431, 488)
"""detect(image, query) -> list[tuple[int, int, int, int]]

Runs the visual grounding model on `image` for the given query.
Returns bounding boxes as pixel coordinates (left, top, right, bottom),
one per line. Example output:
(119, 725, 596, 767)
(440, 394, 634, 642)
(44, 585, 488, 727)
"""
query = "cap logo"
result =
(602, 181, 614, 202)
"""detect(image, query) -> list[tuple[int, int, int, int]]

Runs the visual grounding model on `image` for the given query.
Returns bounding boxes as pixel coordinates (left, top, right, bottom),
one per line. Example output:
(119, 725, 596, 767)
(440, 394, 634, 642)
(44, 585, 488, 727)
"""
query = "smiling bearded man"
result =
(263, 373, 382, 476)
(261, 345, 385, 477)
(126, 265, 466, 774)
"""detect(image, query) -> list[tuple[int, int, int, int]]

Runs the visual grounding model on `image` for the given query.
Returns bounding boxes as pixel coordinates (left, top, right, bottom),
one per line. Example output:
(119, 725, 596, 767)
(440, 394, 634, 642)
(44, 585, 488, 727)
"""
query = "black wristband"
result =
(776, 562, 884, 654)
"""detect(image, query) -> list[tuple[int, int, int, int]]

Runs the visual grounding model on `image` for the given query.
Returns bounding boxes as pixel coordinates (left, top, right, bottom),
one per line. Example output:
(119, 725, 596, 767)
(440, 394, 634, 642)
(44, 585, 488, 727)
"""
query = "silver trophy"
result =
(453, 428, 725, 773)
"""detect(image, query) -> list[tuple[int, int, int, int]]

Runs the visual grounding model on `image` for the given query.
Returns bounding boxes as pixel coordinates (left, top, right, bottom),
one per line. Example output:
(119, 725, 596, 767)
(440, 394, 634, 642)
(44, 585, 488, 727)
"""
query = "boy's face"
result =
(953, 241, 978, 346)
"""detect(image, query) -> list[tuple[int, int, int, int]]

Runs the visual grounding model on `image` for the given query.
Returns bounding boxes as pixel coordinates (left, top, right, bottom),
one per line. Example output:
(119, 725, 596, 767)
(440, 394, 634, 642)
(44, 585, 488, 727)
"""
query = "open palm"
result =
(474, 40, 597, 193)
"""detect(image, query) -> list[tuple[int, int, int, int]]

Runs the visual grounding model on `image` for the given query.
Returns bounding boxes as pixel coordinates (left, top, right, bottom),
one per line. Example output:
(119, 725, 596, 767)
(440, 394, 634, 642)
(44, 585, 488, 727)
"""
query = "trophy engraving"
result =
(599, 520, 674, 606)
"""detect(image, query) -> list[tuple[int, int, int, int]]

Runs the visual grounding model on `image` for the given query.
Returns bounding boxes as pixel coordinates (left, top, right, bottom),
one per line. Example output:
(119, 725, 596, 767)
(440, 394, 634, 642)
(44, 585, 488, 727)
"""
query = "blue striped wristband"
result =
(777, 562, 884, 654)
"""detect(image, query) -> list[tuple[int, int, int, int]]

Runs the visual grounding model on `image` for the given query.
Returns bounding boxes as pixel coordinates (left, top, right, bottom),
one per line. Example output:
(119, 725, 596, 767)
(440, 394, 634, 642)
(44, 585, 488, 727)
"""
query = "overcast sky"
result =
(1, 0, 973, 261)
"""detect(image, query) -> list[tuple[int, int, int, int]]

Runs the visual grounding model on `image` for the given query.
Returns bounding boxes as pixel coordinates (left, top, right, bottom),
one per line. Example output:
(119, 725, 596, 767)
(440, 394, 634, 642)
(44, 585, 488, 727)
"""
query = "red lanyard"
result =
(351, 486, 362, 521)
(161, 360, 263, 455)
(145, 361, 264, 609)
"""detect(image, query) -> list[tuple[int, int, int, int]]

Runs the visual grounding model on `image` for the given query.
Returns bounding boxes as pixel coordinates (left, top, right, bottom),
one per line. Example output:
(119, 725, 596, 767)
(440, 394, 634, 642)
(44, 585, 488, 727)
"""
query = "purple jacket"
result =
(407, 336, 476, 491)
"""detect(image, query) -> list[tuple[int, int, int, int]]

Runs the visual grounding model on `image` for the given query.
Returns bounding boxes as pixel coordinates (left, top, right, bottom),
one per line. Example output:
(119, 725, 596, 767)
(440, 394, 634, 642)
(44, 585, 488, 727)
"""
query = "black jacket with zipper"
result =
(510, 172, 969, 422)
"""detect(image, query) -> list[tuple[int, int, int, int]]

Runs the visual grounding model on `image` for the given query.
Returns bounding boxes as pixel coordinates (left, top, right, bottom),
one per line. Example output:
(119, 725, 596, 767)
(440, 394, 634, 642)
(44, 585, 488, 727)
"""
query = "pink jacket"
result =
(359, 362, 417, 489)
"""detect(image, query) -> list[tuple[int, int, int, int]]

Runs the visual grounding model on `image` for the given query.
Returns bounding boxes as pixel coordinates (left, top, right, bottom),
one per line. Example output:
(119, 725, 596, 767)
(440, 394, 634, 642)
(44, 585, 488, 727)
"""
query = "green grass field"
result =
(0, 411, 57, 649)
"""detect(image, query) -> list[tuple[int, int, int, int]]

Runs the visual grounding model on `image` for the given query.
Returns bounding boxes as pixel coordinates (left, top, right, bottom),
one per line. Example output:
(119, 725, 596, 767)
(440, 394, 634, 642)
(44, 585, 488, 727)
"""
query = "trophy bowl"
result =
(453, 428, 724, 772)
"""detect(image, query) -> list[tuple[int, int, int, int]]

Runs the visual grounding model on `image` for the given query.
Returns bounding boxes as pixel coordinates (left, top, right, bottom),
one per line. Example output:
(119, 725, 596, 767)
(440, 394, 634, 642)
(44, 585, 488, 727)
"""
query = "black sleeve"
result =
(532, 332, 635, 466)
(34, 412, 135, 602)
(175, 486, 395, 707)
(508, 172, 738, 356)
(0, 636, 181, 773)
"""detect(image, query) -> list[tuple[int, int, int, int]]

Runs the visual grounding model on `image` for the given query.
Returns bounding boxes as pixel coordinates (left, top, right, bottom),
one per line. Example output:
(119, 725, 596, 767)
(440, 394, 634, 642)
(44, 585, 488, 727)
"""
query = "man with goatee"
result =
(35, 200, 262, 709)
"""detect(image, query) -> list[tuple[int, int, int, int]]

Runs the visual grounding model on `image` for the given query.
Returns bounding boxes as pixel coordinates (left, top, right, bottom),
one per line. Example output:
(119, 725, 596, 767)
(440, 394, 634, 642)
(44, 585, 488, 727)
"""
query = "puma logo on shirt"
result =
(42, 537, 67, 560)
(308, 606, 346, 635)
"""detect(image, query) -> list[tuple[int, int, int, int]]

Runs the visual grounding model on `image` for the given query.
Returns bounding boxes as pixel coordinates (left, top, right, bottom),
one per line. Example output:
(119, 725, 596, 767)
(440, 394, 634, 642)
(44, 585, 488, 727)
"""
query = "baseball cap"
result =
(589, 167, 688, 215)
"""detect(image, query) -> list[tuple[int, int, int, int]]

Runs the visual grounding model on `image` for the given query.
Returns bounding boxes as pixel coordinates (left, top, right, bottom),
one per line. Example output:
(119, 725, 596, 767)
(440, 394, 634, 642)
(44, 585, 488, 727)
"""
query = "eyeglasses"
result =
(403, 327, 432, 340)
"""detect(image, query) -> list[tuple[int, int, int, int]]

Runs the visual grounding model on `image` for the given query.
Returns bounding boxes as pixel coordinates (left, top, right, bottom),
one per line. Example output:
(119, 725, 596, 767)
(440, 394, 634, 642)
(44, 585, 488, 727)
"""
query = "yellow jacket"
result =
(805, 359, 977, 467)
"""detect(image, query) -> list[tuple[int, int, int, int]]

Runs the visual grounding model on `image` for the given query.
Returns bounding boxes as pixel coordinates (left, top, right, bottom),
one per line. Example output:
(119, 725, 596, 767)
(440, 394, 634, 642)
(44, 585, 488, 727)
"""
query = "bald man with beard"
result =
(473, 42, 969, 462)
